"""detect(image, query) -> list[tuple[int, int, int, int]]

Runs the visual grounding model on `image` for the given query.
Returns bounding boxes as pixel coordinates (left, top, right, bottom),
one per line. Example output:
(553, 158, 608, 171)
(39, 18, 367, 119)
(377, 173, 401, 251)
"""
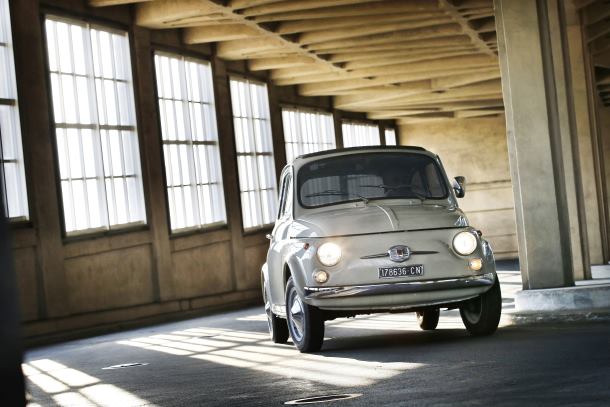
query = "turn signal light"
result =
(469, 258, 483, 271)
(313, 270, 329, 284)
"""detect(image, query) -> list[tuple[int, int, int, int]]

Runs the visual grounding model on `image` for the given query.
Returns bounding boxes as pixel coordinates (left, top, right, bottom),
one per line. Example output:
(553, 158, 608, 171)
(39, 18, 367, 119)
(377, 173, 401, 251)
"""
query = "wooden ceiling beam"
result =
(367, 110, 439, 120)
(183, 24, 262, 43)
(342, 50, 482, 70)
(454, 108, 504, 118)
(306, 24, 463, 51)
(276, 12, 447, 34)
(136, 0, 226, 29)
(297, 66, 499, 95)
(241, 0, 386, 17)
(273, 54, 497, 83)
(298, 17, 453, 45)
(90, 0, 150, 6)
(318, 36, 474, 55)
(329, 46, 479, 63)
(230, 0, 284, 10)
(438, 0, 496, 56)
(248, 55, 318, 71)
(366, 92, 505, 111)
(335, 69, 501, 109)
(252, 0, 442, 22)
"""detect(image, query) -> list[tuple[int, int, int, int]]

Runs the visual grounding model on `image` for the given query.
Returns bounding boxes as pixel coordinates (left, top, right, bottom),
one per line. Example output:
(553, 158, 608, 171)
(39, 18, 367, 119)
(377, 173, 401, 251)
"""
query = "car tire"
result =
(459, 277, 502, 336)
(263, 278, 289, 344)
(285, 277, 324, 353)
(416, 308, 440, 330)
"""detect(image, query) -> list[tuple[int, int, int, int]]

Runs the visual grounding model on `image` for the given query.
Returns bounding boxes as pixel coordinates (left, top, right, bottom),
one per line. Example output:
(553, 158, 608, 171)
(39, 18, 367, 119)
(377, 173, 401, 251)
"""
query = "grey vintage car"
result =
(262, 146, 501, 352)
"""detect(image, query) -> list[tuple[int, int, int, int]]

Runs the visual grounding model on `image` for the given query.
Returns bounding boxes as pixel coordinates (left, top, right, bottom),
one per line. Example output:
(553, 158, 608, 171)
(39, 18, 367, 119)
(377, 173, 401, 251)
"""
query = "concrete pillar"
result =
(11, 0, 70, 316)
(131, 27, 175, 301)
(494, 0, 588, 289)
(564, 10, 604, 269)
(332, 109, 344, 149)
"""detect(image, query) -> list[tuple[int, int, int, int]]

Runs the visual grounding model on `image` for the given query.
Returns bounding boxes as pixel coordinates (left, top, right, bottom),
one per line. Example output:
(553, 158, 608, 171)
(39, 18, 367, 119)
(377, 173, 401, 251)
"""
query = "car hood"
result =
(291, 203, 467, 238)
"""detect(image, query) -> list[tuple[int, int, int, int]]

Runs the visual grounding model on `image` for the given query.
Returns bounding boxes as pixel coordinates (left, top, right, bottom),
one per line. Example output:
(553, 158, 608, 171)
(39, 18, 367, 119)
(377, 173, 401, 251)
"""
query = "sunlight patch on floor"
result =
(23, 359, 155, 407)
(116, 326, 424, 387)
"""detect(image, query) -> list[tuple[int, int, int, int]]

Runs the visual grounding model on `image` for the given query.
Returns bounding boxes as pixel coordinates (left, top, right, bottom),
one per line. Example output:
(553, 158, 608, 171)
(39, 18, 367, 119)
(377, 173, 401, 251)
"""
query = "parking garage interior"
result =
(1, 0, 609, 405)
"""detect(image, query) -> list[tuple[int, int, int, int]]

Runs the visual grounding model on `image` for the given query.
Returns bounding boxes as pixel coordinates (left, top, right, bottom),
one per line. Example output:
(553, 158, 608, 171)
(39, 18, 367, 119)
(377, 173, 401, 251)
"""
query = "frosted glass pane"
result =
(71, 25, 86, 75)
(72, 180, 88, 230)
(66, 129, 82, 179)
(81, 130, 97, 178)
(61, 75, 77, 123)
(61, 181, 74, 231)
(57, 22, 73, 74)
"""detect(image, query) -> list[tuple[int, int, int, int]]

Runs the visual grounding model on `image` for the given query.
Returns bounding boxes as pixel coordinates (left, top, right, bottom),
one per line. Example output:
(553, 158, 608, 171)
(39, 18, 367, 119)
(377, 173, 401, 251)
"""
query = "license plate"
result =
(378, 265, 424, 279)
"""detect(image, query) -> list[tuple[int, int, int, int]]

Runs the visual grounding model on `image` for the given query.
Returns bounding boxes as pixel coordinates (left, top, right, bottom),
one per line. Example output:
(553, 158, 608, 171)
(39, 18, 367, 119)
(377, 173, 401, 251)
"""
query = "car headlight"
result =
(317, 242, 342, 266)
(453, 231, 478, 255)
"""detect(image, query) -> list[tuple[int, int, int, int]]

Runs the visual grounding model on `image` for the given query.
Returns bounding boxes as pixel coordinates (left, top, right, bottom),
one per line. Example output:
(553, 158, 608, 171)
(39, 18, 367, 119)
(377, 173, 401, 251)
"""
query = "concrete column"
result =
(212, 57, 243, 291)
(564, 12, 604, 270)
(131, 27, 175, 301)
(494, 0, 585, 289)
(11, 0, 70, 316)
(332, 110, 344, 149)
(378, 123, 386, 145)
(267, 81, 288, 172)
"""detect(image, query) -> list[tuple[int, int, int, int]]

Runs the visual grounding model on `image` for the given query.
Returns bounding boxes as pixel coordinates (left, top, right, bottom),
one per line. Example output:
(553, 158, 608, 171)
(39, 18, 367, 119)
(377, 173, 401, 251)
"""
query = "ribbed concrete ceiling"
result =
(92, 0, 504, 124)
(576, 0, 610, 107)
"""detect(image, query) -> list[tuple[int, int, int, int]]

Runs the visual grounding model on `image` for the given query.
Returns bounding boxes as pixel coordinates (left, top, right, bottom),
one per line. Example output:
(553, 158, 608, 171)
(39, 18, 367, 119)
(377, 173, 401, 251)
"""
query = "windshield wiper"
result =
(305, 189, 370, 204)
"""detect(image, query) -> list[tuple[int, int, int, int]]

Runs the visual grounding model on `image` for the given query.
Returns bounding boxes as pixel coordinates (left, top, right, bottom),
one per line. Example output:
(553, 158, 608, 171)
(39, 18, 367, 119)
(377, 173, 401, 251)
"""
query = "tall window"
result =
(230, 77, 277, 230)
(0, 0, 28, 220)
(385, 128, 397, 145)
(155, 52, 226, 232)
(45, 17, 146, 235)
(342, 121, 380, 148)
(282, 108, 335, 163)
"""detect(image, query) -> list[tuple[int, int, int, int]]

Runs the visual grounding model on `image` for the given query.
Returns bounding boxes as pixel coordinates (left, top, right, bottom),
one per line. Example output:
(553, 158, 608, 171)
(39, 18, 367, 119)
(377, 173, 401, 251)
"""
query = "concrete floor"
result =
(24, 266, 610, 407)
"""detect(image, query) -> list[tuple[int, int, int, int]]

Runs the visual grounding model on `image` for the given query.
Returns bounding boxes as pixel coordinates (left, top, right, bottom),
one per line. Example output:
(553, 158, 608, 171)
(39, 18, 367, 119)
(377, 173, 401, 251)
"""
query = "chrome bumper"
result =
(304, 273, 495, 300)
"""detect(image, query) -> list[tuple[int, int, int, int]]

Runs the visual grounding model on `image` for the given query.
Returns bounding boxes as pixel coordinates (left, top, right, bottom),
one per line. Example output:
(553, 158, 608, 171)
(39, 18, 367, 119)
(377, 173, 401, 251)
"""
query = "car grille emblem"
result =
(388, 245, 411, 262)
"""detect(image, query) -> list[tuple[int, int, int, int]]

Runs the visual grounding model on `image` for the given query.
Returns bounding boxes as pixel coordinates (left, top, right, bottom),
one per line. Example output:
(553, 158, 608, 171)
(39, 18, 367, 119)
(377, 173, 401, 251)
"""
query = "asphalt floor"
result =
(23, 264, 610, 407)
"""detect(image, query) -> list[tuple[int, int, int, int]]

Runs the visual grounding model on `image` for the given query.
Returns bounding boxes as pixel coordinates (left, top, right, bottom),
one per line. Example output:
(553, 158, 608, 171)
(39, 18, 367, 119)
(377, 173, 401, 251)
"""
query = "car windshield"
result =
(298, 152, 448, 208)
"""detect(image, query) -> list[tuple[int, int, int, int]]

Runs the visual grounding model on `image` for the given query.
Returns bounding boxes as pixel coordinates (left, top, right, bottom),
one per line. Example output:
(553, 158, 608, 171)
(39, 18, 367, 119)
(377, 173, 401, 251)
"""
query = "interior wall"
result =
(8, 0, 394, 344)
(400, 115, 518, 259)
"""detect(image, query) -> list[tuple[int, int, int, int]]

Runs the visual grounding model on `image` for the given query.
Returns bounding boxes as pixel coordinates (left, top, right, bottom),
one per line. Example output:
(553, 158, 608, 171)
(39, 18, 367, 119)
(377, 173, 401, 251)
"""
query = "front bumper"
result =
(304, 272, 495, 300)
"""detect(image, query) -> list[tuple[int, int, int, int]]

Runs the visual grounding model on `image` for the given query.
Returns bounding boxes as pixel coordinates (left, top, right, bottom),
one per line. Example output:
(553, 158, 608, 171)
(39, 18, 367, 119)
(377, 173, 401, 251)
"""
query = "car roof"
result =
(289, 146, 434, 171)
(299, 145, 427, 160)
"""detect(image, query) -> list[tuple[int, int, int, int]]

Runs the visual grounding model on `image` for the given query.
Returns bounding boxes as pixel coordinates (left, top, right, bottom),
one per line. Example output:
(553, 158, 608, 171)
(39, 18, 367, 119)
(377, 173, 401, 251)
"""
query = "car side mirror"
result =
(453, 176, 466, 198)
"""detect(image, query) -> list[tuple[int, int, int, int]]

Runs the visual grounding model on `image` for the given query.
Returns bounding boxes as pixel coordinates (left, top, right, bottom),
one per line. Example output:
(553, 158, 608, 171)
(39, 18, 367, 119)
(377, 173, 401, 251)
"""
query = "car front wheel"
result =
(263, 278, 289, 344)
(459, 278, 502, 336)
(285, 277, 324, 353)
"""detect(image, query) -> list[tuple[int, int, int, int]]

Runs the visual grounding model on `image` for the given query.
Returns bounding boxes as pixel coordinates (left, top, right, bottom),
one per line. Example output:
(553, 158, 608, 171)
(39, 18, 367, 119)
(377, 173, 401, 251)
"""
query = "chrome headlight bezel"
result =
(316, 242, 342, 267)
(452, 231, 478, 256)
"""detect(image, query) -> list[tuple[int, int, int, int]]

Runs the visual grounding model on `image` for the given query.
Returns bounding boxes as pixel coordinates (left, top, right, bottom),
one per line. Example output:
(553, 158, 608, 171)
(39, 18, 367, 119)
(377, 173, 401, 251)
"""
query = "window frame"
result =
(228, 74, 278, 233)
(153, 50, 228, 235)
(42, 14, 148, 238)
(0, 0, 29, 222)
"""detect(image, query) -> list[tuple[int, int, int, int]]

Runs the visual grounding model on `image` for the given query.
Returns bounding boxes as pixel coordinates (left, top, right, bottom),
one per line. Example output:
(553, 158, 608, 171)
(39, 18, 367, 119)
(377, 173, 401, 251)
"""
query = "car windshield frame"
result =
(296, 152, 450, 209)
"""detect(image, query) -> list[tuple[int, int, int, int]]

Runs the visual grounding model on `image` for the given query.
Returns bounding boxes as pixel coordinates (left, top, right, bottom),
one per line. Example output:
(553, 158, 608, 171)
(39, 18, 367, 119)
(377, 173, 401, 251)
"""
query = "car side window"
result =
(277, 172, 292, 219)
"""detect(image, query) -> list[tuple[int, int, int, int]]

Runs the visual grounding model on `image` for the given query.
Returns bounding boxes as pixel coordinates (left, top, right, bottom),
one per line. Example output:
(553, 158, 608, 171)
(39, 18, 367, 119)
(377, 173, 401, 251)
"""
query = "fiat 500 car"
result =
(261, 146, 501, 352)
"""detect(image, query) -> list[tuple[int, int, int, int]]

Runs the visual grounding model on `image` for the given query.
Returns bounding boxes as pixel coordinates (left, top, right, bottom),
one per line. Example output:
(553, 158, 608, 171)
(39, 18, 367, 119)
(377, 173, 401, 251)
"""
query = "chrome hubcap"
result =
(288, 291, 305, 342)
(463, 297, 482, 324)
